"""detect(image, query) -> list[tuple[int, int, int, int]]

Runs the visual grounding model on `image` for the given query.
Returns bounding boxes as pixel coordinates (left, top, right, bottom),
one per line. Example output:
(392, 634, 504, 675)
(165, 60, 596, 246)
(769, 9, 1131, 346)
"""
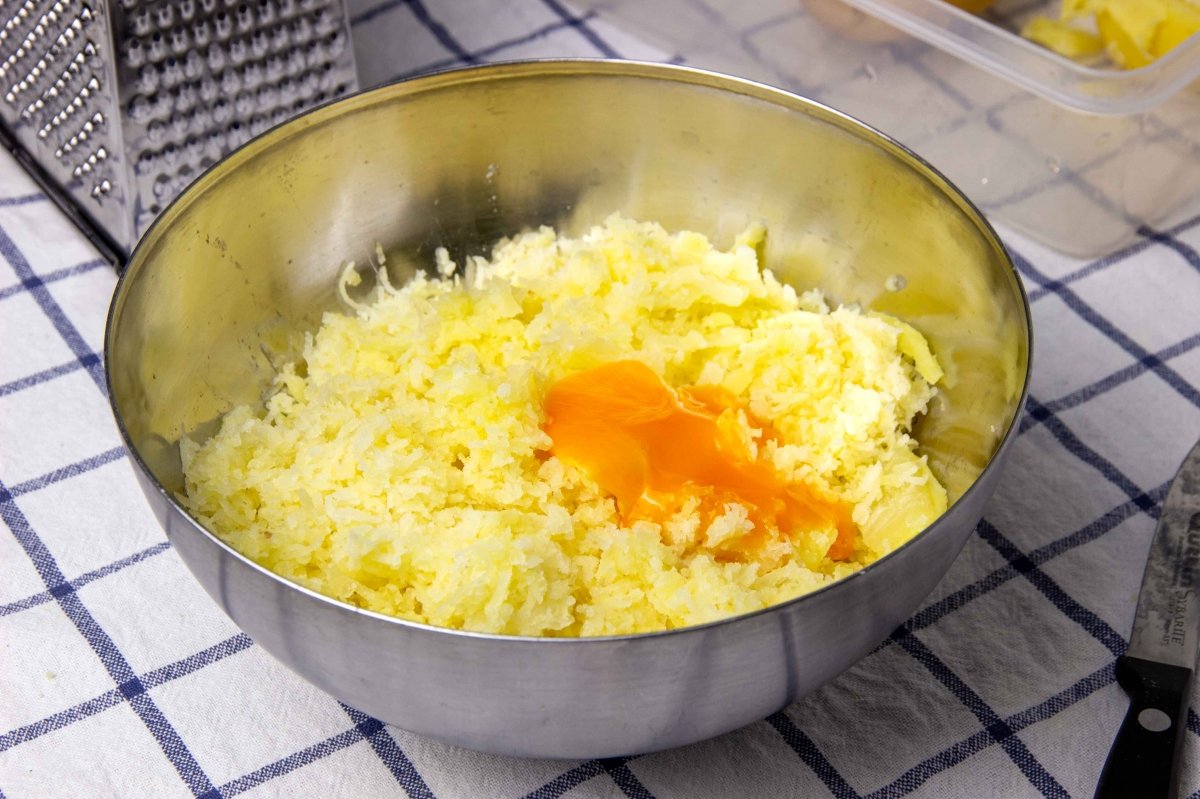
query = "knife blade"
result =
(1095, 439, 1200, 799)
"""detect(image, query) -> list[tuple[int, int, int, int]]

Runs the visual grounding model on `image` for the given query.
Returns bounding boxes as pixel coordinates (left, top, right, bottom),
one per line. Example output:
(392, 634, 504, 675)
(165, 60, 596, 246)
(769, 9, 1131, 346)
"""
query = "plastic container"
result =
(576, 0, 1200, 256)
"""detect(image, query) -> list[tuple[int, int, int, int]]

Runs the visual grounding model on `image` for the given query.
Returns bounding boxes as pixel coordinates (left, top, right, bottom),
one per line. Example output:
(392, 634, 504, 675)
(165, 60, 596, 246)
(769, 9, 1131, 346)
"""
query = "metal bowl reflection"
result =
(105, 60, 1031, 759)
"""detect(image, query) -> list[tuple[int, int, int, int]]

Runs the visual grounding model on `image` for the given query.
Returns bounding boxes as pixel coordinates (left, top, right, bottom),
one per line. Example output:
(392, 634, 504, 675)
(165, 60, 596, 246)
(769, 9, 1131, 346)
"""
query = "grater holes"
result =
(136, 63, 157, 93)
(183, 48, 203, 78)
(205, 41, 225, 71)
(128, 93, 151, 121)
(51, 109, 102, 160)
(248, 111, 267, 136)
(218, 66, 237, 93)
(134, 148, 156, 176)
(264, 52, 284, 80)
(129, 7, 151, 37)
(146, 30, 165, 61)
(249, 27, 267, 57)
(124, 34, 143, 66)
(212, 8, 231, 38)
(210, 95, 230, 123)
(325, 28, 344, 57)
(191, 17, 211, 47)
(160, 54, 183, 87)
(255, 0, 275, 26)
(197, 76, 217, 102)
(2, 3, 100, 93)
(155, 4, 174, 29)
(21, 41, 91, 112)
(34, 70, 98, 139)
(302, 38, 321, 69)
(168, 109, 188, 137)
(69, 142, 105, 178)
(89, 177, 111, 199)
(232, 88, 252, 116)
(172, 83, 196, 114)
(288, 14, 310, 43)
(183, 134, 204, 161)
(236, 3, 255, 33)
(0, 1, 41, 49)
(268, 23, 286, 51)
(168, 26, 188, 56)
(239, 59, 261, 86)
(189, 105, 210, 130)
(227, 34, 246, 65)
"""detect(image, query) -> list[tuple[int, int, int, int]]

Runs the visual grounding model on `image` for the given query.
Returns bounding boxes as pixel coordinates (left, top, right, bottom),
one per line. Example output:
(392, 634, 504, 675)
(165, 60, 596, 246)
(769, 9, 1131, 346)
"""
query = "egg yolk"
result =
(543, 360, 857, 561)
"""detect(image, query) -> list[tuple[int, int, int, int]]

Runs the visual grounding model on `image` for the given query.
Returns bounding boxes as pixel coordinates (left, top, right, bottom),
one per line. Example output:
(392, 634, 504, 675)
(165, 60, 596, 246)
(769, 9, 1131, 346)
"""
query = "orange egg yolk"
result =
(542, 360, 858, 561)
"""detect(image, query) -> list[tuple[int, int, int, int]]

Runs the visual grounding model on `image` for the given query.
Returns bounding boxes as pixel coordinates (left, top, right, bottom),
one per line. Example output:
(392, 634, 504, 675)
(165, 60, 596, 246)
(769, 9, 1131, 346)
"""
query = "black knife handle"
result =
(1094, 655, 1192, 799)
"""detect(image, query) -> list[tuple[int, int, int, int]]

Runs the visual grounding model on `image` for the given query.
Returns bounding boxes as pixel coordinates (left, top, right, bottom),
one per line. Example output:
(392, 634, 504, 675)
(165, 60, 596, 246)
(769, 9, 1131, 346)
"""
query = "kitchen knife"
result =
(1096, 439, 1200, 799)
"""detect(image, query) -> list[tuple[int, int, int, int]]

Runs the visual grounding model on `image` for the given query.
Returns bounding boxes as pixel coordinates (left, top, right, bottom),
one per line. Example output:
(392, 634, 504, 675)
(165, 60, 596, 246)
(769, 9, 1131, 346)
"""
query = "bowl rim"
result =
(104, 58, 1034, 645)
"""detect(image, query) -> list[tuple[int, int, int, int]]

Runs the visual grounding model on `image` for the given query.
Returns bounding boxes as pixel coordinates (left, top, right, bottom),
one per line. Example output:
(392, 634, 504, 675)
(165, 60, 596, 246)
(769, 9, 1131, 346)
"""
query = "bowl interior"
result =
(108, 60, 1029, 531)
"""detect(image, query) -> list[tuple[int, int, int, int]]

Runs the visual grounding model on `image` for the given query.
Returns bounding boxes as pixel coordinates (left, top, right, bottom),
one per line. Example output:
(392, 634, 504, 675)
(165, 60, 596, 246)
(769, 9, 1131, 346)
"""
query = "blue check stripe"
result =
(0, 228, 106, 395)
(1012, 248, 1200, 411)
(1022, 333, 1200, 427)
(349, 0, 405, 26)
(0, 541, 170, 617)
(0, 691, 125, 752)
(868, 661, 1115, 798)
(0, 447, 126, 503)
(404, 0, 478, 64)
(1024, 396, 1156, 511)
(0, 358, 92, 397)
(767, 711, 861, 798)
(976, 520, 1126, 656)
(1023, 213, 1200, 303)
(0, 257, 108, 302)
(340, 705, 436, 799)
(0, 491, 217, 796)
(391, 13, 609, 80)
(207, 704, 435, 799)
(888, 40, 972, 111)
(352, 0, 622, 66)
(901, 480, 1168, 643)
(0, 633, 251, 752)
(0, 193, 43, 207)
(600, 757, 657, 799)
(735, 10, 810, 93)
(540, 0, 620, 57)
(891, 628, 1069, 799)
(1140, 225, 1200, 273)
(350, 0, 476, 70)
(523, 760, 608, 799)
(213, 726, 365, 797)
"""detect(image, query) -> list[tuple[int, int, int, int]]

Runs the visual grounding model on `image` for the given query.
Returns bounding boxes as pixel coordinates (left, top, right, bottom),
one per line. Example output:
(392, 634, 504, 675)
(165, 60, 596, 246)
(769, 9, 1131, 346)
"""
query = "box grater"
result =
(0, 0, 358, 263)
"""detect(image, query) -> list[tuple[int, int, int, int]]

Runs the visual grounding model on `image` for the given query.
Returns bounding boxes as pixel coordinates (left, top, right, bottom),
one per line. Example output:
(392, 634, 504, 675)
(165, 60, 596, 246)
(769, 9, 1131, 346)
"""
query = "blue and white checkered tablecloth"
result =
(3, 1, 1200, 797)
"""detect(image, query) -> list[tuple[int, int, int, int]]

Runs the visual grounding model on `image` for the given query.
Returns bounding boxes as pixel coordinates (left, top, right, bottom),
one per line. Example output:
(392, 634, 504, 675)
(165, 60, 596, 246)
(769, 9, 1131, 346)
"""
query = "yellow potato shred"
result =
(1021, 0, 1200, 68)
(181, 216, 947, 637)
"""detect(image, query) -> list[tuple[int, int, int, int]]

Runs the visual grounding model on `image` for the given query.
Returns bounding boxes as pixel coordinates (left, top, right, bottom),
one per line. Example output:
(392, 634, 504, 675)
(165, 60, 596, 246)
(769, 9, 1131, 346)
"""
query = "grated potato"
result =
(181, 215, 947, 637)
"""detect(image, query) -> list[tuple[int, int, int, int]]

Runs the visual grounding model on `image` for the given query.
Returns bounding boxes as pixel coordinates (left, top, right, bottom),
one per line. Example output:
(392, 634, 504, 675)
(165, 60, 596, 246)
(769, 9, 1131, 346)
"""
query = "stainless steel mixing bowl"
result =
(105, 60, 1032, 759)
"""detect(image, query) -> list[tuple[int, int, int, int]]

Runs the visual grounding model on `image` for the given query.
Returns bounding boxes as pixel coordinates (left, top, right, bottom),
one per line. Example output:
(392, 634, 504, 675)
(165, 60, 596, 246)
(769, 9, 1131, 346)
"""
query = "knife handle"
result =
(1094, 655, 1192, 799)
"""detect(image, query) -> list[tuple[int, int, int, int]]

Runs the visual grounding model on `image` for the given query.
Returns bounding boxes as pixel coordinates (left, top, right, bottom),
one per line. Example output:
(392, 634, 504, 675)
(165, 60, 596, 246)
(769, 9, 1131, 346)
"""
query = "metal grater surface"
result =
(0, 0, 358, 260)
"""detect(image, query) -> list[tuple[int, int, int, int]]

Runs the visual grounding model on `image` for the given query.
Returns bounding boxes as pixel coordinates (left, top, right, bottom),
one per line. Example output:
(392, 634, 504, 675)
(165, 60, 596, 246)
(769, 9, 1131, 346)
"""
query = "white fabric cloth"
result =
(3, 1, 1200, 797)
